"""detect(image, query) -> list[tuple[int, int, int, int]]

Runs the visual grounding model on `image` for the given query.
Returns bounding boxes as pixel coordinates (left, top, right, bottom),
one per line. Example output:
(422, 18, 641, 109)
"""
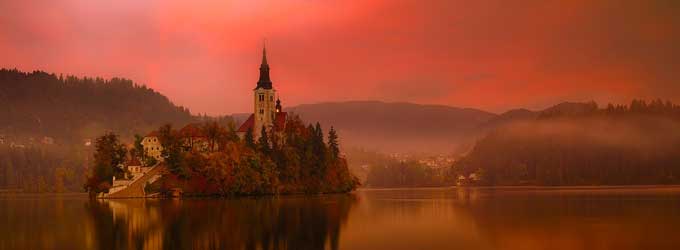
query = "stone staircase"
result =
(103, 164, 166, 198)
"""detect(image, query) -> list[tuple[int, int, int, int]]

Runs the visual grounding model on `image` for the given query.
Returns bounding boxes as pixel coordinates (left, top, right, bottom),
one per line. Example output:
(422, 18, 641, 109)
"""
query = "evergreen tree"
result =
(159, 124, 188, 178)
(133, 134, 144, 159)
(328, 126, 340, 160)
(244, 127, 256, 149)
(313, 122, 327, 163)
(85, 132, 127, 193)
(258, 126, 271, 156)
(314, 122, 324, 144)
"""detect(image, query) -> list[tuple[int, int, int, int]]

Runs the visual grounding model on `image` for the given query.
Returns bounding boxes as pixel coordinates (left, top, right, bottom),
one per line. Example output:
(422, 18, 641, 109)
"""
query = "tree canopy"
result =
(142, 115, 358, 196)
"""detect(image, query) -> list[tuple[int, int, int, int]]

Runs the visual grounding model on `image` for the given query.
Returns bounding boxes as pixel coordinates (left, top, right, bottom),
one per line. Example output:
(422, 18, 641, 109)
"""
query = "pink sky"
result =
(1, 0, 678, 115)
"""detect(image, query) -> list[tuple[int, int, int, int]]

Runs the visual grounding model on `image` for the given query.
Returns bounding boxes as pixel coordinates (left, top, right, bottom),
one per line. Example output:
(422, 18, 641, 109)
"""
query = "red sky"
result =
(1, 0, 678, 115)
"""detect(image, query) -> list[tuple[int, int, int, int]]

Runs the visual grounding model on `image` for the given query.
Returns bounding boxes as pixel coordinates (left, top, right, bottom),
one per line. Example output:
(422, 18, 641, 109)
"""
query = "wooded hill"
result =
(0, 68, 194, 144)
(452, 100, 680, 186)
(0, 68, 195, 192)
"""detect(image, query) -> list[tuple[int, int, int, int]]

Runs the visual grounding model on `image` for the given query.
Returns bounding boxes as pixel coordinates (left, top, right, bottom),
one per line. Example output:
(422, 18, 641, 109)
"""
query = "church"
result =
(237, 46, 287, 138)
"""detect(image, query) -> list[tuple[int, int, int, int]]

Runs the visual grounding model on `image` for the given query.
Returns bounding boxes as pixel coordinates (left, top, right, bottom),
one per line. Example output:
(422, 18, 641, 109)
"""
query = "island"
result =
(84, 47, 358, 198)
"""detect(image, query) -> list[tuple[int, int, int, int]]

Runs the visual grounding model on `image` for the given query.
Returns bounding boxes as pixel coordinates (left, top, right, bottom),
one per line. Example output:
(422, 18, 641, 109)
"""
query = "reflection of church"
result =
(90, 194, 355, 249)
(237, 46, 287, 138)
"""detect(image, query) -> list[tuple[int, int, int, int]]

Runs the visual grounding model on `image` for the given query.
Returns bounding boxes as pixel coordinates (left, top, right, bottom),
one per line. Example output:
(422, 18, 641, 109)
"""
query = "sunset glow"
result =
(1, 0, 678, 114)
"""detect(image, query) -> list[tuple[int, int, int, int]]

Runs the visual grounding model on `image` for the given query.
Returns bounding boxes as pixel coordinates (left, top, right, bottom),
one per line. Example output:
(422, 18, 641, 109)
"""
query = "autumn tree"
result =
(202, 121, 223, 152)
(85, 132, 127, 193)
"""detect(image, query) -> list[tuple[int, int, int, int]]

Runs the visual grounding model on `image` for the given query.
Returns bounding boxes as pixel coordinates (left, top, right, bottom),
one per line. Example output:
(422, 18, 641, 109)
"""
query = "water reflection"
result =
(3, 188, 680, 250)
(87, 195, 356, 250)
(342, 187, 680, 250)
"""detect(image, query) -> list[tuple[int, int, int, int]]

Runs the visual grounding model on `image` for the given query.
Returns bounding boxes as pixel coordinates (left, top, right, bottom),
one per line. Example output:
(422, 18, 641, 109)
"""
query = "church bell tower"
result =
(253, 45, 276, 137)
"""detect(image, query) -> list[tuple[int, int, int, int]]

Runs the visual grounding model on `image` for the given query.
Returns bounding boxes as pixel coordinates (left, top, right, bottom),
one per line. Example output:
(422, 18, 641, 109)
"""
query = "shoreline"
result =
(97, 190, 358, 199)
(7, 184, 680, 197)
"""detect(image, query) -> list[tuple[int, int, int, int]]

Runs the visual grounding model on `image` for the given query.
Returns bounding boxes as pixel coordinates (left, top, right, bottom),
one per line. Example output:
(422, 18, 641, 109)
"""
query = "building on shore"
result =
(141, 131, 163, 162)
(141, 123, 221, 162)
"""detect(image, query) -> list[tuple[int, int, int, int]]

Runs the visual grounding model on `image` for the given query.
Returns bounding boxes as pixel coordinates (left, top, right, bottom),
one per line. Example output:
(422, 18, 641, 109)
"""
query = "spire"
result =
(275, 97, 282, 112)
(256, 42, 272, 89)
(262, 42, 268, 66)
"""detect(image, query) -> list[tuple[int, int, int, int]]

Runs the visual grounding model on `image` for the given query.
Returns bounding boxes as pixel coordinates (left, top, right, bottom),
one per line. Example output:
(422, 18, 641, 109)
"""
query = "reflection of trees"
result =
(86, 199, 165, 250)
(87, 194, 356, 250)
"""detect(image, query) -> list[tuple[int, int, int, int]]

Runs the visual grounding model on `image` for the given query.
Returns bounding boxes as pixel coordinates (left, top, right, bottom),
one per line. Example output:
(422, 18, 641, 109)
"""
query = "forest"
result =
(0, 68, 196, 192)
(0, 68, 193, 142)
(452, 100, 680, 186)
(365, 160, 450, 188)
(85, 115, 359, 196)
(0, 144, 90, 192)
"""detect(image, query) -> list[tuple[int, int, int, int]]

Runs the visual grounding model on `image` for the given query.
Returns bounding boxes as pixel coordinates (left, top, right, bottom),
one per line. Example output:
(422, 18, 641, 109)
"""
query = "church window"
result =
(259, 94, 264, 101)
(270, 96, 273, 101)
(260, 109, 264, 114)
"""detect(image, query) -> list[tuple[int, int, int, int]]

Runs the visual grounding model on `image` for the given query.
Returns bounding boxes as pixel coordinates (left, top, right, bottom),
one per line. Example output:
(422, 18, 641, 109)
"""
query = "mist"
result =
(454, 104, 680, 185)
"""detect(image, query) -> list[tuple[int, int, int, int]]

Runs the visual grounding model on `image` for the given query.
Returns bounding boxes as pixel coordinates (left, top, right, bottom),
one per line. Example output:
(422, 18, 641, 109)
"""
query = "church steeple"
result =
(256, 45, 272, 89)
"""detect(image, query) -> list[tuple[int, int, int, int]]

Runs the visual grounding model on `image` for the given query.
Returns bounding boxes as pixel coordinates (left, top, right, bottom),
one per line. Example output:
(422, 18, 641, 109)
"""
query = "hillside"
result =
(0, 68, 195, 143)
(236, 101, 496, 153)
(452, 100, 680, 186)
(478, 108, 539, 129)
(0, 68, 197, 192)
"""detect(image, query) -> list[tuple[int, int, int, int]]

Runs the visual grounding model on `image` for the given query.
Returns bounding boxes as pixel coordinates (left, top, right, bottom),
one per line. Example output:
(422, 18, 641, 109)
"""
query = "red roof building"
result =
(127, 157, 141, 167)
(237, 112, 287, 134)
(274, 112, 287, 132)
(179, 123, 206, 138)
(237, 114, 255, 133)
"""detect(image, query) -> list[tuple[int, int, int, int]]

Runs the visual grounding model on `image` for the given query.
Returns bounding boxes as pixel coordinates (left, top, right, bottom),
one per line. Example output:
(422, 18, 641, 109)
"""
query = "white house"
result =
(141, 131, 163, 161)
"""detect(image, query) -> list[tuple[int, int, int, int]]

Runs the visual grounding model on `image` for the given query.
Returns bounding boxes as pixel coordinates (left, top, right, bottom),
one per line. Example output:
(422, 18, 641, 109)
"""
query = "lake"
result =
(2, 186, 680, 250)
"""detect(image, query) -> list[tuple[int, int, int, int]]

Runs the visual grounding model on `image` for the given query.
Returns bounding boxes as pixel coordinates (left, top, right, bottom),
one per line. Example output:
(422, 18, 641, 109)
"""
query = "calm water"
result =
(2, 187, 680, 250)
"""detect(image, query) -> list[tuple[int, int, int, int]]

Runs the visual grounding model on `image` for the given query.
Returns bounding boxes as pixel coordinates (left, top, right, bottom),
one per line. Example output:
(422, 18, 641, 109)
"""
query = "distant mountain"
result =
(235, 101, 496, 153)
(539, 101, 598, 117)
(478, 108, 539, 129)
(0, 68, 195, 143)
(234, 100, 622, 154)
(479, 101, 602, 130)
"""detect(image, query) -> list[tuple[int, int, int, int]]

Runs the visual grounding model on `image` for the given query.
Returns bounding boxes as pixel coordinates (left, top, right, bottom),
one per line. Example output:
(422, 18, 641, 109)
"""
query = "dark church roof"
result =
(255, 46, 272, 89)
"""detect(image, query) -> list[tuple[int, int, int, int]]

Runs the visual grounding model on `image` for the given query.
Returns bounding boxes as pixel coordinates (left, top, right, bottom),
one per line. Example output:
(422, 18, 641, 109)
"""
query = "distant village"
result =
(0, 134, 92, 148)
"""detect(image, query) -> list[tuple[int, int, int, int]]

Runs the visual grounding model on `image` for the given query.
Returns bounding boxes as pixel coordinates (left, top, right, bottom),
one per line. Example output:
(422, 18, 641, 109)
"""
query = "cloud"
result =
(0, 0, 678, 114)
